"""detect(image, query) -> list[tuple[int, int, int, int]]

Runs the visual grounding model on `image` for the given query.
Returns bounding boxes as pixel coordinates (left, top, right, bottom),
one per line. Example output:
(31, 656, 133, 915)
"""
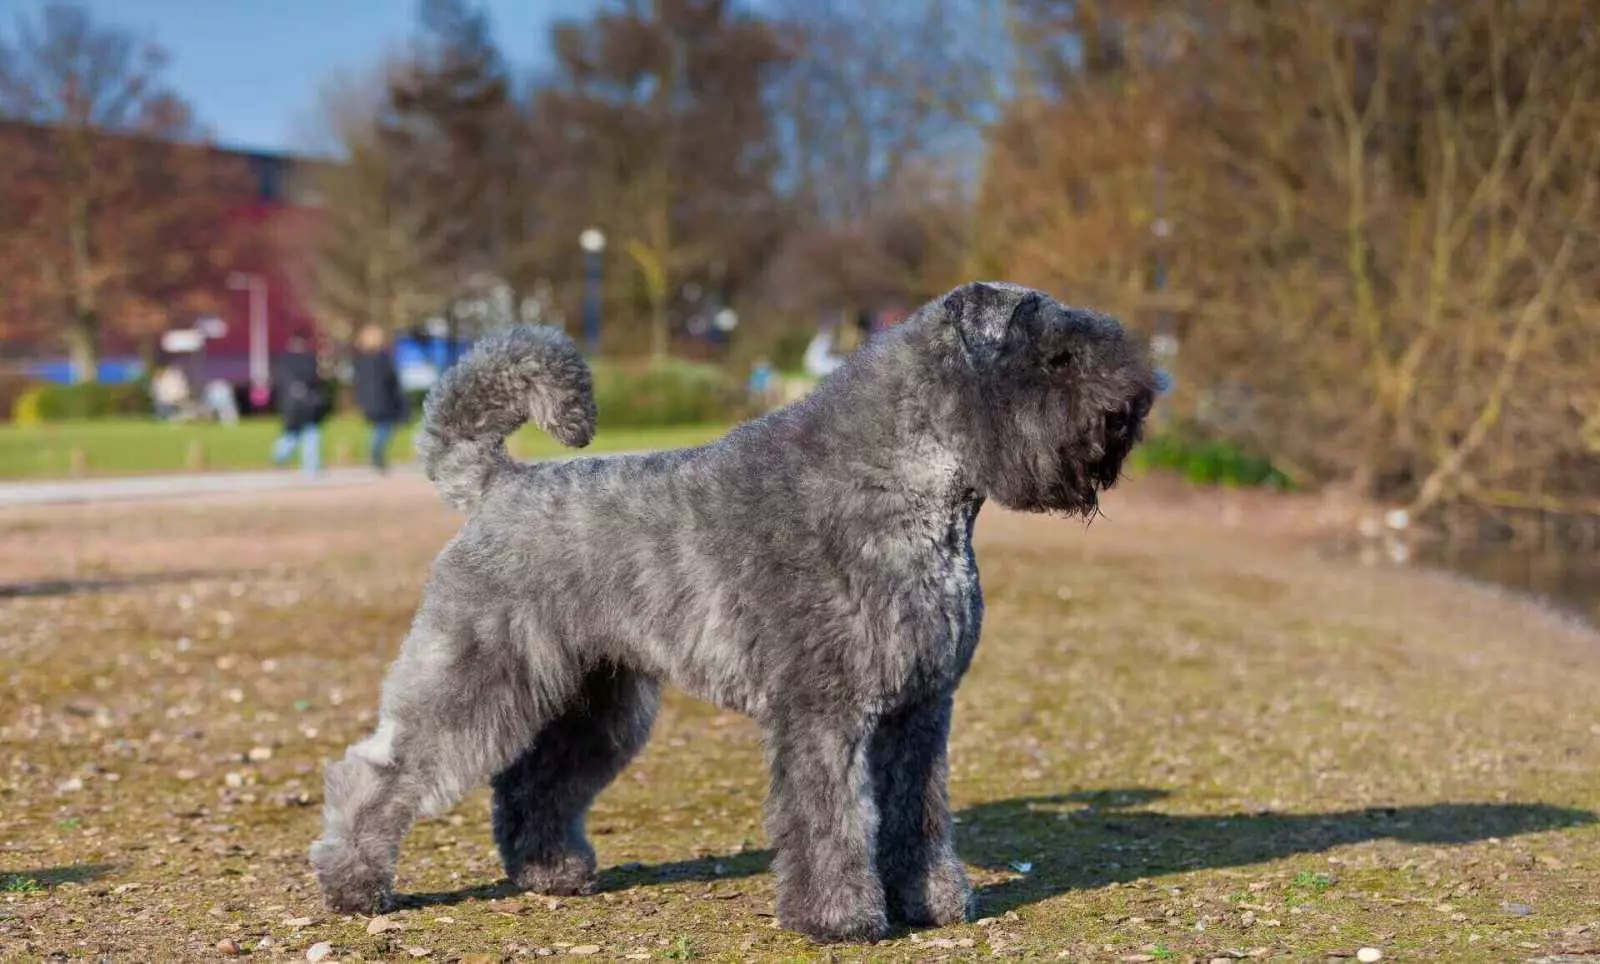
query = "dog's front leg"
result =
(764, 712, 888, 943)
(870, 692, 973, 927)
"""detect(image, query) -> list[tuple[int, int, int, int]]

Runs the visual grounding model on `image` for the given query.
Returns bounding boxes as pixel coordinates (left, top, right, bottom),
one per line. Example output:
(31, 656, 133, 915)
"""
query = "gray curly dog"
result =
(310, 281, 1157, 943)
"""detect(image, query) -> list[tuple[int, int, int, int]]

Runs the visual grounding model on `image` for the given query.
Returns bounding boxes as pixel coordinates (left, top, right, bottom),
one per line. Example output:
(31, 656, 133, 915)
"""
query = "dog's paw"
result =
(509, 851, 598, 897)
(310, 839, 394, 915)
(322, 882, 392, 915)
(785, 906, 890, 945)
(778, 879, 889, 944)
(890, 858, 973, 927)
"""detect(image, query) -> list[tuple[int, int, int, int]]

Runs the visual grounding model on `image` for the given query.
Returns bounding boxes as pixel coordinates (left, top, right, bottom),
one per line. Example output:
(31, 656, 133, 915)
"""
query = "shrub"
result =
(591, 359, 749, 429)
(11, 385, 44, 425)
(767, 327, 817, 375)
(11, 380, 154, 423)
(1131, 429, 1294, 490)
(402, 358, 751, 431)
(0, 372, 38, 422)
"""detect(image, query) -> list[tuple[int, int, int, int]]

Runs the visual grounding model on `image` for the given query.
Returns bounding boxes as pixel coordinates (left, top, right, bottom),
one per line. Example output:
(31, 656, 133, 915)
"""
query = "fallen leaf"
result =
(366, 915, 403, 935)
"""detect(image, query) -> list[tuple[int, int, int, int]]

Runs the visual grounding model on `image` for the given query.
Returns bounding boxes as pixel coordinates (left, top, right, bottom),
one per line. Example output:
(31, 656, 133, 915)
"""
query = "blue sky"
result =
(18, 0, 594, 154)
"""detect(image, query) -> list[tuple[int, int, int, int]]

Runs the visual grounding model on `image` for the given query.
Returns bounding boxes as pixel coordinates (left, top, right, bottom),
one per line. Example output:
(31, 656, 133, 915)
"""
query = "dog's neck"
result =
(786, 334, 983, 518)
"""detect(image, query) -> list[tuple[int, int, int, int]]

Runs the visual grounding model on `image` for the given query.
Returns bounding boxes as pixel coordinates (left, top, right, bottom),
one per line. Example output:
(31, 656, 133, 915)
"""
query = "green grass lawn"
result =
(0, 418, 736, 480)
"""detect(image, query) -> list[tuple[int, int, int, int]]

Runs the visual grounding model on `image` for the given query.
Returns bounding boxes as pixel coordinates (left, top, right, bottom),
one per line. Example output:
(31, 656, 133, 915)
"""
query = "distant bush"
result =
(10, 386, 44, 425)
(0, 372, 39, 422)
(1131, 429, 1294, 490)
(401, 358, 750, 431)
(591, 359, 749, 429)
(767, 327, 817, 375)
(11, 381, 154, 424)
(403, 388, 430, 419)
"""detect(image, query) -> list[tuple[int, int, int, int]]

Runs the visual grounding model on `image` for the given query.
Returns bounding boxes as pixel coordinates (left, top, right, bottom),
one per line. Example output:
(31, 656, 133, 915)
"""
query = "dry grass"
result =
(2, 477, 1598, 962)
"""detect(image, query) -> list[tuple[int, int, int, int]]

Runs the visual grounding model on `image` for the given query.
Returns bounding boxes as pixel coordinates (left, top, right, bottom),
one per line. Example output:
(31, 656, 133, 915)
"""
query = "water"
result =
(1416, 544, 1600, 627)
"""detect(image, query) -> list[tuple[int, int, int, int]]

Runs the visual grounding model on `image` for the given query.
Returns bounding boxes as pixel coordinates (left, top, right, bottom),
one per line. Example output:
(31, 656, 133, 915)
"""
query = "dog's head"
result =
(922, 281, 1158, 517)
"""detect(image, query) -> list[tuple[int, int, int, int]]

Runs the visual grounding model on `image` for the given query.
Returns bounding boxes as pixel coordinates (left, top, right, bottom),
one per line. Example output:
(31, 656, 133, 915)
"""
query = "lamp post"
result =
(578, 228, 606, 355)
(227, 272, 268, 406)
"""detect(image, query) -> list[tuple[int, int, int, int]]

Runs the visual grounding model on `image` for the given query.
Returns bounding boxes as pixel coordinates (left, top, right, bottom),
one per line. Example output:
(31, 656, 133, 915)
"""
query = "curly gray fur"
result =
(311, 282, 1157, 943)
(416, 325, 597, 513)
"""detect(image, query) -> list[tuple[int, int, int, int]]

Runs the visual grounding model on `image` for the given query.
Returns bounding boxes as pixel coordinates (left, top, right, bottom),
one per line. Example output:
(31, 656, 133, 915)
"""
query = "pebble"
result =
(366, 915, 403, 935)
(1357, 949, 1383, 963)
(306, 942, 334, 962)
(248, 746, 274, 762)
(405, 949, 431, 959)
(216, 938, 243, 955)
(257, 937, 277, 950)
(284, 916, 316, 927)
(569, 946, 601, 956)
(56, 776, 84, 793)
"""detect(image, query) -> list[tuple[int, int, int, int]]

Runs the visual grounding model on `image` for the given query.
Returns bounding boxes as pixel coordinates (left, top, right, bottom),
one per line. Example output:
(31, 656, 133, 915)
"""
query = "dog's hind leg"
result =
(490, 664, 660, 896)
(311, 621, 556, 914)
(765, 711, 889, 943)
(870, 693, 972, 927)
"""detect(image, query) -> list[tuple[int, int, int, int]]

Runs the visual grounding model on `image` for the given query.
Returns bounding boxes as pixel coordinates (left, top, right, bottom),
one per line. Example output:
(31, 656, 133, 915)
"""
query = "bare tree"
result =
(760, 0, 1004, 318)
(0, 1, 247, 381)
(980, 0, 1600, 525)
(530, 0, 790, 359)
(384, 0, 524, 296)
(277, 67, 456, 348)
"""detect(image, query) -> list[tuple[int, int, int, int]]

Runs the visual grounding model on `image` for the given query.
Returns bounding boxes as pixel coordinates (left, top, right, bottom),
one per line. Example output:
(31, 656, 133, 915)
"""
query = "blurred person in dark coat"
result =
(269, 330, 330, 477)
(351, 324, 407, 474)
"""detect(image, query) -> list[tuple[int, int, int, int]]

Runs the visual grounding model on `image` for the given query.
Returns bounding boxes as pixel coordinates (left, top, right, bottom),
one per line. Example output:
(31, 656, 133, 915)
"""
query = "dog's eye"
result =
(1043, 348, 1072, 371)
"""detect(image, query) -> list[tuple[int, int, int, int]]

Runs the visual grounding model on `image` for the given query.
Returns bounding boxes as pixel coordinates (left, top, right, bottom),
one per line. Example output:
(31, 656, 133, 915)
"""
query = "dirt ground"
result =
(2, 475, 1598, 963)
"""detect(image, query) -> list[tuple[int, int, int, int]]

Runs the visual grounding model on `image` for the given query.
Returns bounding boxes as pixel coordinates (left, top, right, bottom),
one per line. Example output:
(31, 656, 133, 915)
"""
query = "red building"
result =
(0, 124, 324, 396)
(199, 170, 323, 389)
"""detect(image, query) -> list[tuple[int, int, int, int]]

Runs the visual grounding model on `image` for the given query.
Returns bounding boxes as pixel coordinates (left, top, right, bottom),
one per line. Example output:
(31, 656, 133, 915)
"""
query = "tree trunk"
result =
(66, 309, 100, 384)
(649, 298, 669, 361)
(137, 337, 160, 380)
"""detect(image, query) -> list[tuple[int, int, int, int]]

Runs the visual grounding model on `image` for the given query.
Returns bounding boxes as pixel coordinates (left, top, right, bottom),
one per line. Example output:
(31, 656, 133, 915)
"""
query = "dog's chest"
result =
(898, 502, 984, 692)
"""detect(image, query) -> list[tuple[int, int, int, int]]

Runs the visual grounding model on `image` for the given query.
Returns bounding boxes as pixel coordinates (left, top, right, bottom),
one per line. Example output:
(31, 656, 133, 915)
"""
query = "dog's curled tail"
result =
(417, 326, 596, 513)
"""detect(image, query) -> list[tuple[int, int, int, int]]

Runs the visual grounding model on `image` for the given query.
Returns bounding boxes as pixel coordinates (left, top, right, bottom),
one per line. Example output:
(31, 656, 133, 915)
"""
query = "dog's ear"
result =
(944, 282, 1040, 364)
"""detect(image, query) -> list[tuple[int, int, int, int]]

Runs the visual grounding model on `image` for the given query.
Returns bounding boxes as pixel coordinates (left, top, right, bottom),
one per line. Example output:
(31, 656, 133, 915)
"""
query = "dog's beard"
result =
(977, 387, 1151, 517)
(1050, 406, 1146, 519)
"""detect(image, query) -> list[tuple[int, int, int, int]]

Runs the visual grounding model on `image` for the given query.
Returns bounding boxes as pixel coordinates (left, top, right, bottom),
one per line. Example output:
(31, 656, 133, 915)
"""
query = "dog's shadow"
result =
(401, 789, 1595, 915)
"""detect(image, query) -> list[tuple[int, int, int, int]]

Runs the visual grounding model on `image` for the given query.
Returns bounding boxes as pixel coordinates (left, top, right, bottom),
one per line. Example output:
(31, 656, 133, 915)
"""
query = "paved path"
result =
(0, 451, 641, 508)
(0, 465, 413, 508)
